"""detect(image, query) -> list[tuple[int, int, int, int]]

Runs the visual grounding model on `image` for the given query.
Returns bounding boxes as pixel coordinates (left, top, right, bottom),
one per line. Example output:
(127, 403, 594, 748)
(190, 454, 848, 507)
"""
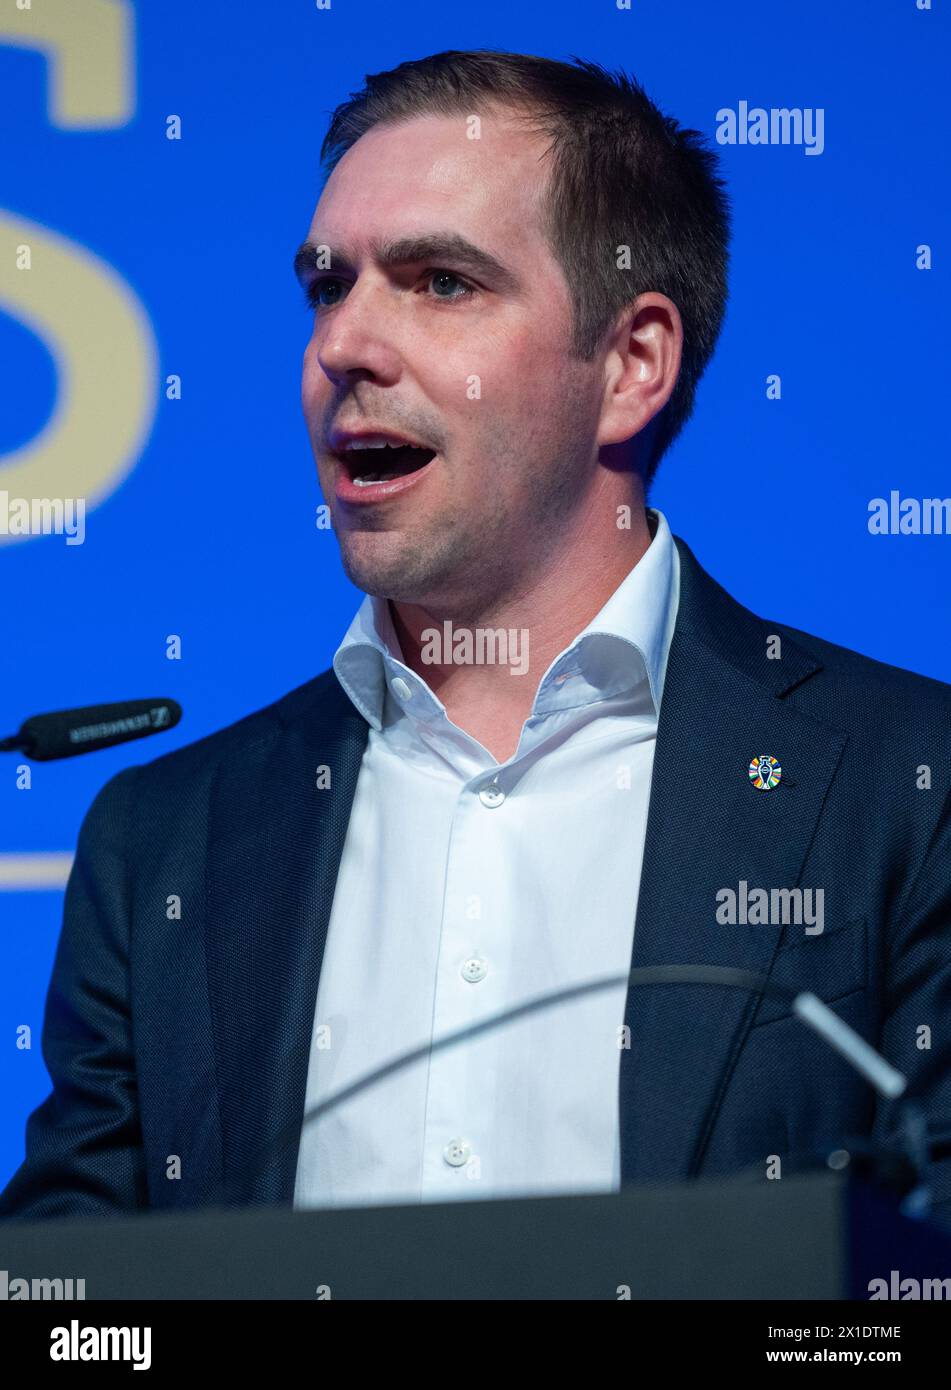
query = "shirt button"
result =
(443, 1138, 472, 1168)
(479, 784, 505, 808)
(461, 956, 487, 983)
(391, 677, 413, 701)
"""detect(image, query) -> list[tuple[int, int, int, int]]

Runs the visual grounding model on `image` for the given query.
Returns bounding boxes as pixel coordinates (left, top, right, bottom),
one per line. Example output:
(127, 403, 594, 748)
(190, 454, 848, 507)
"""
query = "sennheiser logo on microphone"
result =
(0, 492, 85, 545)
(68, 712, 156, 744)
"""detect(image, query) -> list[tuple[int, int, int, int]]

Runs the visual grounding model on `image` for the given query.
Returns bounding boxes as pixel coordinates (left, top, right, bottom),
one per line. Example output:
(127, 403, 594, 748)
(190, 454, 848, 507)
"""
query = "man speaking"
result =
(2, 51, 949, 1222)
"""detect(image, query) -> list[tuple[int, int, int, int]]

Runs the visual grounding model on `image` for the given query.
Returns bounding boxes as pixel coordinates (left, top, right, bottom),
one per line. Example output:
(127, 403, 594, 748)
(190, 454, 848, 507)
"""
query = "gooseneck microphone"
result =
(0, 699, 182, 761)
(227, 963, 933, 1214)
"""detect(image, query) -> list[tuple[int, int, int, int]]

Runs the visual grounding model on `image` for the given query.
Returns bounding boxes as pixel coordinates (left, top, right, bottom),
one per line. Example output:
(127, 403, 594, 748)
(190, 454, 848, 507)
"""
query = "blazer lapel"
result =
(205, 671, 370, 1205)
(619, 537, 849, 1183)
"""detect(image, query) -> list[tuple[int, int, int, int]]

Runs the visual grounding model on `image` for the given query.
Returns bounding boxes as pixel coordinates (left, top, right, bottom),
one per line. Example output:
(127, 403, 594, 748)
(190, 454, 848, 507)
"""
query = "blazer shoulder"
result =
(773, 617, 951, 715)
(674, 535, 951, 724)
(117, 666, 348, 791)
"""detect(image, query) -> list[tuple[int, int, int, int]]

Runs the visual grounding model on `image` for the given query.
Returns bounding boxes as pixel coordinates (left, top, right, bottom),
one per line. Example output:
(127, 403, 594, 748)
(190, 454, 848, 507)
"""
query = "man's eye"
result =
(305, 278, 347, 310)
(426, 271, 473, 300)
(303, 271, 473, 311)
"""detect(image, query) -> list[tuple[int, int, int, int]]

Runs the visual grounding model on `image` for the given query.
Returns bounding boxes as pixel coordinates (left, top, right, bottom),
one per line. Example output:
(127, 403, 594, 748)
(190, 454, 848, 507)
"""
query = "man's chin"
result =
(338, 536, 438, 604)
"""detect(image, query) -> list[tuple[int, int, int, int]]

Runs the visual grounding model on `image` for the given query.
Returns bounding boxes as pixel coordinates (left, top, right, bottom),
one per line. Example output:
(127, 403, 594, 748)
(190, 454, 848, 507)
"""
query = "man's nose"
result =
(315, 281, 402, 387)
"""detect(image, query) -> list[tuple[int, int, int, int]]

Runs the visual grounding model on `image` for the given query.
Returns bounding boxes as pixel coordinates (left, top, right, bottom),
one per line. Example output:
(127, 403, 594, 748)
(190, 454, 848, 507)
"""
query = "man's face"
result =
(299, 110, 610, 615)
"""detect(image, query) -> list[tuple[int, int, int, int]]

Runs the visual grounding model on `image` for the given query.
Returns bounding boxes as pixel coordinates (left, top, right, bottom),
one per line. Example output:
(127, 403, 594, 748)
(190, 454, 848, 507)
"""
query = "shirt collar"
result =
(333, 507, 680, 732)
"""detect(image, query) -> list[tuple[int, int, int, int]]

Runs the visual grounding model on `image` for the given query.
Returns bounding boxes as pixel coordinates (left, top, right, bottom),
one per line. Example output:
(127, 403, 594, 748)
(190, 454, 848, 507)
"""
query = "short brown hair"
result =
(321, 50, 731, 487)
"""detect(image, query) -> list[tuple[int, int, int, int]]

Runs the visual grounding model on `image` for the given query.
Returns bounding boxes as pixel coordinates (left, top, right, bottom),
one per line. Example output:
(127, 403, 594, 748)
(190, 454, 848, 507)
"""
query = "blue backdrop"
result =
(1, 0, 948, 1189)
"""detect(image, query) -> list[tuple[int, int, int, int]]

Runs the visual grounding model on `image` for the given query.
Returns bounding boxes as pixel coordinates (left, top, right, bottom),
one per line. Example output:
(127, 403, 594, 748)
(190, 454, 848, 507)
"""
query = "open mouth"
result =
(338, 437, 437, 487)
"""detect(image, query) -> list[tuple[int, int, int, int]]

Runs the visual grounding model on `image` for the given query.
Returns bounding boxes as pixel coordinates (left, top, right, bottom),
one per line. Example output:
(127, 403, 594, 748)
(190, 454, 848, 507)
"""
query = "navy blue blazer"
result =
(2, 535, 950, 1223)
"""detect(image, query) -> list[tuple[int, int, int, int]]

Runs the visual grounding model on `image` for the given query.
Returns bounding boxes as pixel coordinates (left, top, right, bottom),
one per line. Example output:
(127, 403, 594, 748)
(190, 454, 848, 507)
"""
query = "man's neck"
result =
(387, 498, 655, 761)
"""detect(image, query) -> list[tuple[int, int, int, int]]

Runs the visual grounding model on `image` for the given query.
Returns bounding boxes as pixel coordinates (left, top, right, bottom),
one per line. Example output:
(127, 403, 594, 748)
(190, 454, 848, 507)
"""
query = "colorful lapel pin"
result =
(749, 755, 782, 791)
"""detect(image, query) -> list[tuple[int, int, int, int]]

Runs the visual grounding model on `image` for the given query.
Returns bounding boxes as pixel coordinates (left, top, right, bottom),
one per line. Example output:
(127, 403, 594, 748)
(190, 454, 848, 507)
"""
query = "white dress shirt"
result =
(293, 508, 681, 1208)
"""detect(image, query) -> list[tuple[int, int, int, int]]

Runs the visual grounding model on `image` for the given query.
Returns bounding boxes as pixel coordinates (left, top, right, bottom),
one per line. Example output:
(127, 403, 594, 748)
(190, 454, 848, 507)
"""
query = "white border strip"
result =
(0, 853, 74, 890)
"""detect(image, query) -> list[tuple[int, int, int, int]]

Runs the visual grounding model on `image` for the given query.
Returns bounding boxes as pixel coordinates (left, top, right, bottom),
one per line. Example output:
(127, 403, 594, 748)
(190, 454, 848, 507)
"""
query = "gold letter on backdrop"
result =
(0, 0, 157, 547)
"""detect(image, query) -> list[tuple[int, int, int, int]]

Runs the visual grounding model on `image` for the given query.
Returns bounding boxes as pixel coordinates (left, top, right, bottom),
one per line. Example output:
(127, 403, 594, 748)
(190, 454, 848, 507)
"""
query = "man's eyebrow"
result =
(293, 233, 521, 293)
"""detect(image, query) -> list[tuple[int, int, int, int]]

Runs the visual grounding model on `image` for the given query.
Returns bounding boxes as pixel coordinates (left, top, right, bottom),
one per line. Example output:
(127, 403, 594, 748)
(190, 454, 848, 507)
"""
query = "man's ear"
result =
(596, 293, 682, 450)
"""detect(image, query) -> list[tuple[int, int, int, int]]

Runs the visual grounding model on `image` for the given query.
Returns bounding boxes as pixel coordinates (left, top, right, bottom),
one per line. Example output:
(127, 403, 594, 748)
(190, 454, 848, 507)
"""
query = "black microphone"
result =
(225, 964, 934, 1214)
(0, 699, 182, 761)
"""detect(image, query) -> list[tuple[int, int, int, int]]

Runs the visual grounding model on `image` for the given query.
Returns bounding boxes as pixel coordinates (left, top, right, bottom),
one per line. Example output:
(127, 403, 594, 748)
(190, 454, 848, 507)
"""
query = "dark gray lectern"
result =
(1, 1171, 949, 1299)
